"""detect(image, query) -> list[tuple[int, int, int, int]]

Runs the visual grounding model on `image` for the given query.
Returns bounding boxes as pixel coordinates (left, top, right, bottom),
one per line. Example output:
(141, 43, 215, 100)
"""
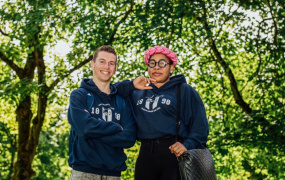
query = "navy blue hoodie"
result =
(68, 79, 136, 176)
(116, 75, 208, 150)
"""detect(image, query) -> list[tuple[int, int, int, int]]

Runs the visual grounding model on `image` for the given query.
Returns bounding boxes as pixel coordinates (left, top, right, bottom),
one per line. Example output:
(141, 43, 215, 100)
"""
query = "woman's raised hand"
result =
(133, 76, 156, 90)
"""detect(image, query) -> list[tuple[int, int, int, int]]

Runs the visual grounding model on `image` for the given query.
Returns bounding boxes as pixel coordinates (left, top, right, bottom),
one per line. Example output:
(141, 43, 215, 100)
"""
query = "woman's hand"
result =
(133, 76, 156, 90)
(169, 142, 187, 157)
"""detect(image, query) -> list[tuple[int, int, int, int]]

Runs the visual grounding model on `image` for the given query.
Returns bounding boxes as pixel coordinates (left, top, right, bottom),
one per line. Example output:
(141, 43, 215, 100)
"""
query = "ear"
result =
(90, 60, 94, 70)
(170, 65, 174, 74)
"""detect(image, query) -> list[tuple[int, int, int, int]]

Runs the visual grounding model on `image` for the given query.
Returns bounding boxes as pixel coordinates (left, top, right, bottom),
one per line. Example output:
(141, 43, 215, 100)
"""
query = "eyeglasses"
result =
(148, 59, 170, 68)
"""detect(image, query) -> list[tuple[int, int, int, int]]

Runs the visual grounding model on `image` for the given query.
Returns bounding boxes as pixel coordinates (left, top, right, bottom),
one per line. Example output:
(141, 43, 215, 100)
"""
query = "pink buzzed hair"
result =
(144, 46, 178, 67)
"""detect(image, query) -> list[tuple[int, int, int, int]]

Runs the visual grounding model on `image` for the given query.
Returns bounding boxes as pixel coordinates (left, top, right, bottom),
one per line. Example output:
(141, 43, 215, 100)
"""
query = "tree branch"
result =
(267, 0, 278, 46)
(0, 50, 24, 77)
(215, 5, 241, 40)
(33, 31, 46, 85)
(210, 39, 252, 114)
(23, 47, 37, 80)
(47, 55, 93, 93)
(0, 28, 9, 36)
(40, 1, 138, 97)
(106, 1, 134, 45)
(200, 1, 252, 114)
(47, 2, 135, 93)
(248, 17, 276, 81)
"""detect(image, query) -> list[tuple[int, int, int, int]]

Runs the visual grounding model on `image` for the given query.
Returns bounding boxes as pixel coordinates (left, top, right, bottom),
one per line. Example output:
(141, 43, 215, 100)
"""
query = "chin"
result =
(100, 77, 112, 82)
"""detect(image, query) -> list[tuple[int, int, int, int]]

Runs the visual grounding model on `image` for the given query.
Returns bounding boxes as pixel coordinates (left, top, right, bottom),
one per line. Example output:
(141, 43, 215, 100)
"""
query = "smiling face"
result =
(148, 53, 174, 88)
(91, 51, 117, 84)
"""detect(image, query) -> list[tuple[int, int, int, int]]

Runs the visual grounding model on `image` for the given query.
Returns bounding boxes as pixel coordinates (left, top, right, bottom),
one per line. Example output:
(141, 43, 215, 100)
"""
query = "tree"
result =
(1, 0, 284, 179)
(0, 0, 135, 179)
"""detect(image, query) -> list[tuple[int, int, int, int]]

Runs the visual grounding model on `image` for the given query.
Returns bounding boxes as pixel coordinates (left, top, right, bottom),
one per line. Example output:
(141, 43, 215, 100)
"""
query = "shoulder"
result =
(70, 88, 89, 98)
(116, 94, 130, 106)
(179, 83, 202, 101)
(180, 83, 195, 93)
(180, 83, 197, 92)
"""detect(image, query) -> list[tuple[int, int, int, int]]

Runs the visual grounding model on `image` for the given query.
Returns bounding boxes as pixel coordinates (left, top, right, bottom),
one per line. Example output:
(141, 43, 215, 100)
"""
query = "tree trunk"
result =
(12, 96, 34, 180)
(11, 93, 48, 180)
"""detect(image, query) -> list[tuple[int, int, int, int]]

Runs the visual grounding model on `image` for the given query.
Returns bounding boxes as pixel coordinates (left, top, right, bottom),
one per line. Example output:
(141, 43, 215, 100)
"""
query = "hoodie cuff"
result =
(183, 141, 194, 150)
(129, 80, 136, 91)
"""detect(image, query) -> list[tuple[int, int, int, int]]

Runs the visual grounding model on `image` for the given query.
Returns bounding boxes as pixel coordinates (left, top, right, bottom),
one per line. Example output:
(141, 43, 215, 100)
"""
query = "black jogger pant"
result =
(135, 136, 181, 180)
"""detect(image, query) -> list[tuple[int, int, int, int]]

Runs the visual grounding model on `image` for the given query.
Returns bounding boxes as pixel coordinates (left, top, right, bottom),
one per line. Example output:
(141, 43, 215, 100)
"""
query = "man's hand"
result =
(133, 76, 156, 90)
(169, 142, 187, 157)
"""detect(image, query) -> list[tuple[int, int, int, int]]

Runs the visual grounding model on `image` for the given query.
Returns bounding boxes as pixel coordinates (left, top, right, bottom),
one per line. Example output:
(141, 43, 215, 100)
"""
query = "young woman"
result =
(117, 46, 209, 180)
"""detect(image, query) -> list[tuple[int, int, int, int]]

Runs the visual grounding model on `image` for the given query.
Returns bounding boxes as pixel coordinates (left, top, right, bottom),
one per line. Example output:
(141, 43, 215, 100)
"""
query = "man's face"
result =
(91, 51, 117, 83)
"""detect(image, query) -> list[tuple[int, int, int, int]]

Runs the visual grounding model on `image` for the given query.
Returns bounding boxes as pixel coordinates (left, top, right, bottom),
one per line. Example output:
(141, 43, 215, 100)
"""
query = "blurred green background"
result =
(0, 0, 284, 179)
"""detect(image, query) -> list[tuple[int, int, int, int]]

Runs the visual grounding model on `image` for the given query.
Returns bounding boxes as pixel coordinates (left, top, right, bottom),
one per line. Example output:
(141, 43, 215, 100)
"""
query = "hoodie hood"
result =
(80, 79, 117, 98)
(150, 74, 187, 92)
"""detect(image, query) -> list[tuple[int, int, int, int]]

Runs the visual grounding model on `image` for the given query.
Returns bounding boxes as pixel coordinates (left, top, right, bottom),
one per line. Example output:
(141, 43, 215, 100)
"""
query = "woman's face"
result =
(147, 53, 174, 88)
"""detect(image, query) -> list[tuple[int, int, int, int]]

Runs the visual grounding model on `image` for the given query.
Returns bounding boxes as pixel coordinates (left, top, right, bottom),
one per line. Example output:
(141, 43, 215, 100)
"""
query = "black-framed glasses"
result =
(148, 59, 170, 68)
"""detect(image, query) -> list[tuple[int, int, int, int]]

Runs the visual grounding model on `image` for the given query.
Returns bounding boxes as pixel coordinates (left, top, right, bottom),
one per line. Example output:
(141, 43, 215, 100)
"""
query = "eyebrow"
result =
(150, 58, 167, 61)
(98, 58, 116, 63)
(149, 58, 168, 62)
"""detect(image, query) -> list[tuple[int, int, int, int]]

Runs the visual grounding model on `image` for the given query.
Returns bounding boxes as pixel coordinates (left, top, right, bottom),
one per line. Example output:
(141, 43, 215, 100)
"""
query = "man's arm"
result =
(68, 90, 122, 139)
(96, 98, 137, 148)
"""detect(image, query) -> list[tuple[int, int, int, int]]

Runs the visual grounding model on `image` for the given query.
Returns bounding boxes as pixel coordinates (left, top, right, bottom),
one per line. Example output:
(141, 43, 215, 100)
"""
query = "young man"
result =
(68, 45, 137, 180)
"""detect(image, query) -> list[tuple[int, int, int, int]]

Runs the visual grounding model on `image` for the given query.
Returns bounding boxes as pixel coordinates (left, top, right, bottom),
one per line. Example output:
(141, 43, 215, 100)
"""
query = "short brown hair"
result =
(93, 45, 117, 62)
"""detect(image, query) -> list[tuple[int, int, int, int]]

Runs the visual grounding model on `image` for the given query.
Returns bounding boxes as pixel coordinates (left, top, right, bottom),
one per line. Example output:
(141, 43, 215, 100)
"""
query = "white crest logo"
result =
(137, 95, 171, 113)
(102, 107, 112, 121)
(145, 96, 160, 110)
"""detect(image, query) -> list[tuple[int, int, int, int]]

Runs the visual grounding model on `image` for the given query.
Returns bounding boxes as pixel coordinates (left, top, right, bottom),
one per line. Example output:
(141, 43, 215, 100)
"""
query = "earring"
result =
(170, 71, 173, 73)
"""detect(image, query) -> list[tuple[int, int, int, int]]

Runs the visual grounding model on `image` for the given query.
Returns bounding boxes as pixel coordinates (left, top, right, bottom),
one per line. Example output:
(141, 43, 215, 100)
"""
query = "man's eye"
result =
(110, 62, 115, 66)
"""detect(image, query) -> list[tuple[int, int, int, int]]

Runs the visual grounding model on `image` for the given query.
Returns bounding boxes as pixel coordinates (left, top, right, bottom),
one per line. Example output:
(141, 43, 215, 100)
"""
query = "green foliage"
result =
(32, 120, 70, 180)
(122, 141, 141, 180)
(31, 100, 70, 180)
(0, 121, 16, 179)
(0, 0, 284, 179)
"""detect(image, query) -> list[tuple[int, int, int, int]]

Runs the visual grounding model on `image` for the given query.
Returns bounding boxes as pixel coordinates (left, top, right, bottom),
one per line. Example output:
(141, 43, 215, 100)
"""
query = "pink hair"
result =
(144, 46, 178, 67)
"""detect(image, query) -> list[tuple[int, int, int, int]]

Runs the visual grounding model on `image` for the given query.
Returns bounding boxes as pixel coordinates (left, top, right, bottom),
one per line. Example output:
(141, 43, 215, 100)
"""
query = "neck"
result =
(154, 82, 164, 88)
(154, 78, 170, 88)
(153, 76, 170, 88)
(93, 78, 111, 94)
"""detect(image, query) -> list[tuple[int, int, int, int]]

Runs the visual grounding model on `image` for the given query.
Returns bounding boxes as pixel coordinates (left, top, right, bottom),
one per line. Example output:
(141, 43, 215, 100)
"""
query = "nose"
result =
(103, 62, 110, 69)
(154, 64, 160, 69)
(151, 62, 160, 69)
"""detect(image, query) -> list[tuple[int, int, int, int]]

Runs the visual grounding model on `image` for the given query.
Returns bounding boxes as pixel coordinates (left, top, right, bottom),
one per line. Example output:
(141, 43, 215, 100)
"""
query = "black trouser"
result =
(135, 136, 181, 180)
